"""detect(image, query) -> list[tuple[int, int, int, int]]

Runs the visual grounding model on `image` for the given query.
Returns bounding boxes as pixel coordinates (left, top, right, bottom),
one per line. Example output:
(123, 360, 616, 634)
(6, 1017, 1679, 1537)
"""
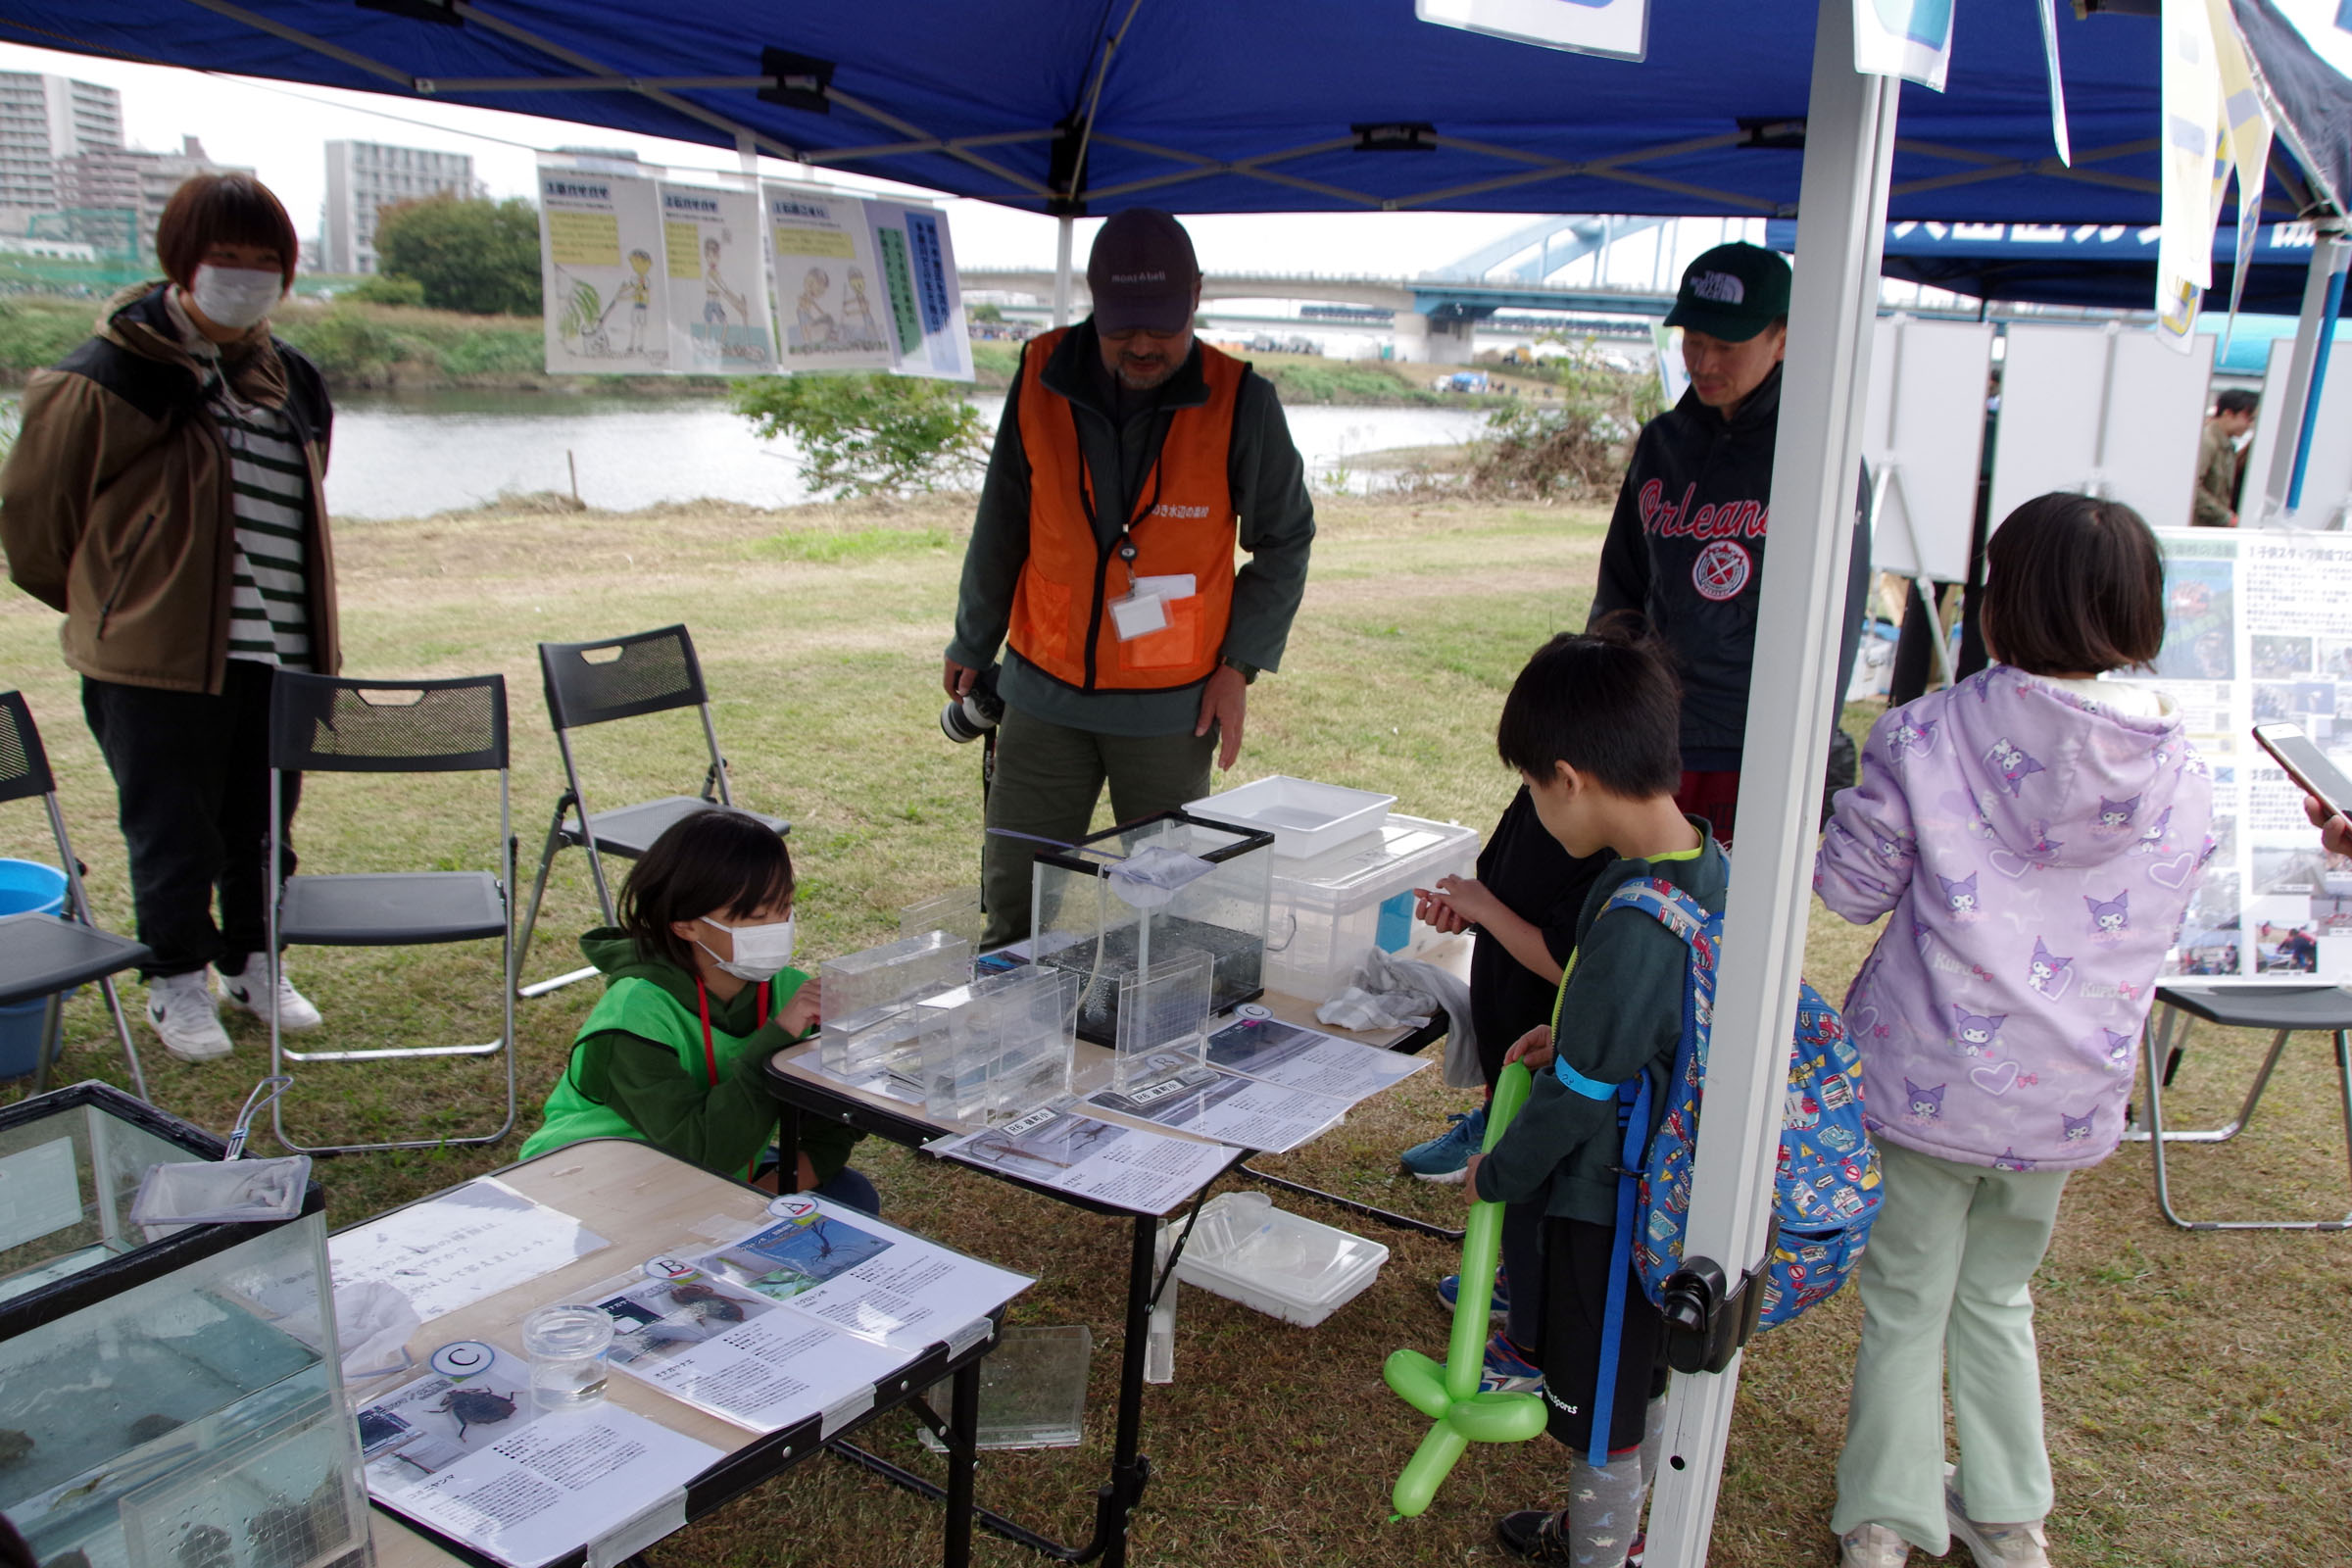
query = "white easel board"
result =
(1988, 322, 2214, 534)
(2243, 335, 2352, 528)
(1863, 316, 1992, 581)
(2105, 527, 2352, 982)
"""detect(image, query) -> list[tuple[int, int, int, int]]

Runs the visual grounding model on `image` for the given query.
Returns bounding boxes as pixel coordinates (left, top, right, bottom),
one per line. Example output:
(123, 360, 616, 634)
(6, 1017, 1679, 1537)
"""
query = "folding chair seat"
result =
(267, 671, 516, 1154)
(0, 692, 149, 1100)
(515, 624, 787, 997)
(2128, 981, 2352, 1231)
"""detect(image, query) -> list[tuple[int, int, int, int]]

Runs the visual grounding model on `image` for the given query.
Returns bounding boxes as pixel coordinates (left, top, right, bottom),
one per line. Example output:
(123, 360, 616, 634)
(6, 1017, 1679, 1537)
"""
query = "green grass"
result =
(3, 495, 2348, 1566)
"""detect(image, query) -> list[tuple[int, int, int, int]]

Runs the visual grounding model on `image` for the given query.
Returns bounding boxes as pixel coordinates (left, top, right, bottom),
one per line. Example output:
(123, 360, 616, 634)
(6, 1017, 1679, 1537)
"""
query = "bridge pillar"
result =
(1393, 311, 1477, 365)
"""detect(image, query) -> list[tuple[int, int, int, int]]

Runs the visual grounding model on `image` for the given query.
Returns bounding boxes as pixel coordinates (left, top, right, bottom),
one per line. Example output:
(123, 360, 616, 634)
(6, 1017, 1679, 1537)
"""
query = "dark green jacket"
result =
(518, 930, 859, 1180)
(946, 320, 1316, 737)
(1472, 826, 1729, 1225)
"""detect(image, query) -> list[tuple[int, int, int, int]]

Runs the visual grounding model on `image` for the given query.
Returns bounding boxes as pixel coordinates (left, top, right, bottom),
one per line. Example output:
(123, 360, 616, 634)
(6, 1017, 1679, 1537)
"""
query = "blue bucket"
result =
(0, 858, 72, 1080)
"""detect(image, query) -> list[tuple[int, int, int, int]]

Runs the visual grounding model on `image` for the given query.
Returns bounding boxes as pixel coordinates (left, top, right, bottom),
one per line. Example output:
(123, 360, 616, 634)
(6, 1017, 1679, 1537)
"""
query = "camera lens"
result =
(941, 699, 985, 744)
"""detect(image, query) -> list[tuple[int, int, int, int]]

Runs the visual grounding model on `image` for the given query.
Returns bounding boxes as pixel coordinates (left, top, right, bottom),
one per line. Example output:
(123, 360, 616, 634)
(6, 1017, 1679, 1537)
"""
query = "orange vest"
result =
(1007, 328, 1243, 692)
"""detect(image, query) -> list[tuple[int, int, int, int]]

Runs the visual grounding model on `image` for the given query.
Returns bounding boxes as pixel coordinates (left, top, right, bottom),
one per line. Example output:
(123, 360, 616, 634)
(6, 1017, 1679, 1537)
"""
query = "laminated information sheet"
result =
(331, 1178, 608, 1324)
(1202, 1014, 1428, 1107)
(864, 198, 973, 381)
(1083, 1068, 1348, 1154)
(358, 1346, 718, 1568)
(762, 181, 894, 371)
(538, 163, 670, 374)
(930, 1105, 1241, 1214)
(657, 179, 774, 373)
(695, 1194, 1029, 1350)
(2104, 528, 2352, 981)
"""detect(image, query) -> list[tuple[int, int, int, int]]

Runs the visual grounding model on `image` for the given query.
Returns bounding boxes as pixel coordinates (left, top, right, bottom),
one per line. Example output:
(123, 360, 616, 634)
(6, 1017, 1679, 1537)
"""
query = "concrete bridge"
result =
(957, 268, 1675, 362)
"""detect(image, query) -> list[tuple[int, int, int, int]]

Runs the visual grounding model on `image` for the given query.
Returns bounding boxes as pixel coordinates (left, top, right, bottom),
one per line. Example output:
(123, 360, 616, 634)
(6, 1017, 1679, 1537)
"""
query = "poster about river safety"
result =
(538, 163, 670, 374)
(864, 197, 975, 381)
(656, 180, 774, 373)
(2105, 529, 2352, 983)
(760, 181, 894, 371)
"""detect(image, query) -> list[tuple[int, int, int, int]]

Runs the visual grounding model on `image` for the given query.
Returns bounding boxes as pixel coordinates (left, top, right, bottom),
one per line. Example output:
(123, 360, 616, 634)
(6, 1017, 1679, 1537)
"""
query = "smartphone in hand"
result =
(2253, 722, 2352, 820)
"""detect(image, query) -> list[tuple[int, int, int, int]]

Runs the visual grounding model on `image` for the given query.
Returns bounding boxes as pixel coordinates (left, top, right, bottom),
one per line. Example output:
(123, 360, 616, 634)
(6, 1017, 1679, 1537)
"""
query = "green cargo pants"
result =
(981, 704, 1216, 948)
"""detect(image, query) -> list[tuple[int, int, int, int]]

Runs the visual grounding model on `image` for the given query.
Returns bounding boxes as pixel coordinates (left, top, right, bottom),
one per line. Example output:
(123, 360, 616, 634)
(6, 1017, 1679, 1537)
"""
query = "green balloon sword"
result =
(1383, 1061, 1549, 1518)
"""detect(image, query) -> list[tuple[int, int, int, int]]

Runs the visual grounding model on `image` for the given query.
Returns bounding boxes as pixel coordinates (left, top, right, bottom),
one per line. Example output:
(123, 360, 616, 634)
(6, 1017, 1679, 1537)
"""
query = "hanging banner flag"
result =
(866, 198, 975, 382)
(657, 179, 774, 374)
(2207, 0, 2273, 339)
(2037, 0, 2073, 165)
(2157, 0, 2224, 344)
(761, 181, 895, 372)
(538, 161, 670, 374)
(1853, 0, 1954, 90)
(1415, 0, 1647, 63)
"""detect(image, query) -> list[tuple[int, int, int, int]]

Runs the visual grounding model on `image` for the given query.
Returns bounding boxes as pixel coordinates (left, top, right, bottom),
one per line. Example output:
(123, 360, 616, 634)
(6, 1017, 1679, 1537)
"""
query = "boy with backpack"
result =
(1464, 620, 1725, 1567)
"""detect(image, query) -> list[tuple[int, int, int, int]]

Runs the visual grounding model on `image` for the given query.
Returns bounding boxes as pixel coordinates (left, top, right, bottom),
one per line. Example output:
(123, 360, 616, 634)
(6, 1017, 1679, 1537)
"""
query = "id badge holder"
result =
(1107, 587, 1170, 641)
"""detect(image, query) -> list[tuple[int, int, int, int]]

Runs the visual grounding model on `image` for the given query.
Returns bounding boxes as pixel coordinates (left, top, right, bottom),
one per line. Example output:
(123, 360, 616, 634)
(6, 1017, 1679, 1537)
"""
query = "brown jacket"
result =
(0, 282, 338, 693)
(2193, 417, 2241, 527)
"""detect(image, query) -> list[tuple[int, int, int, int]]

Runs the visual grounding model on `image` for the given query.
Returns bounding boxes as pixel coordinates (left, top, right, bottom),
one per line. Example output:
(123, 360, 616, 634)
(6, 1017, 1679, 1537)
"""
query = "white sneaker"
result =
(218, 956, 323, 1032)
(1946, 1478, 2053, 1568)
(146, 971, 232, 1061)
(1838, 1524, 1913, 1568)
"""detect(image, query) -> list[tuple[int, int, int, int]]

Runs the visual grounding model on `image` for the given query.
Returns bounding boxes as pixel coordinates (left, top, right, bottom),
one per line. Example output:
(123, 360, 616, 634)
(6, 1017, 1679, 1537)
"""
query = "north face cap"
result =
(1663, 242, 1792, 343)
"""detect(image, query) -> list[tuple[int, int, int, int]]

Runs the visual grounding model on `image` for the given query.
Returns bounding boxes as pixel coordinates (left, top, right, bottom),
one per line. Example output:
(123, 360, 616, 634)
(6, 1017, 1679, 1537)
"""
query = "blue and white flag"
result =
(1417, 0, 1648, 64)
(1853, 0, 1955, 91)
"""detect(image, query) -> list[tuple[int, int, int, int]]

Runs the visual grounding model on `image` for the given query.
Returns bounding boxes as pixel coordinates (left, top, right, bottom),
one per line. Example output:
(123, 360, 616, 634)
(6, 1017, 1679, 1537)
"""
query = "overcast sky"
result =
(0, 39, 1765, 285)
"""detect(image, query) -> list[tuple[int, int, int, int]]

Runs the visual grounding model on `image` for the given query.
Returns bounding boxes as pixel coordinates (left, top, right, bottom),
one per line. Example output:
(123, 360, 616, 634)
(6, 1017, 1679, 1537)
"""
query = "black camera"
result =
(941, 663, 1005, 743)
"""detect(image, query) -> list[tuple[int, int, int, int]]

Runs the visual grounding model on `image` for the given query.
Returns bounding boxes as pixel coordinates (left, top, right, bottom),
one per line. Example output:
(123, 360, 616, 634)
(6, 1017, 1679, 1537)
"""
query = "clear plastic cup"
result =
(521, 1303, 613, 1411)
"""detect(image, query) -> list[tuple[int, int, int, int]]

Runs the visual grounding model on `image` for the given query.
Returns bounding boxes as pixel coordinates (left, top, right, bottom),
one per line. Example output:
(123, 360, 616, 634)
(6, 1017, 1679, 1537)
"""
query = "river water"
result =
(318, 390, 1491, 518)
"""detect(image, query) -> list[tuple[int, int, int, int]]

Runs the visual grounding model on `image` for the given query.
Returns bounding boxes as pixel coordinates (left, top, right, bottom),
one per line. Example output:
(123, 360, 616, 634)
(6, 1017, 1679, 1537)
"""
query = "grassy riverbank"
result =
(4, 493, 2341, 1566)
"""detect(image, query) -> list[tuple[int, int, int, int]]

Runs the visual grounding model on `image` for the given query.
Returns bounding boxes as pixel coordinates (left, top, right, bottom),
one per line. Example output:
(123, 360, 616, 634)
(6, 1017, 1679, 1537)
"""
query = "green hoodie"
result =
(517, 929, 860, 1181)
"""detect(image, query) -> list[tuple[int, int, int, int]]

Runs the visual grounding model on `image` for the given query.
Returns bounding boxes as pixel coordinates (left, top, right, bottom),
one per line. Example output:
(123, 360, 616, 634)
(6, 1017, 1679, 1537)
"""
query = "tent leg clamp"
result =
(1659, 1255, 1764, 1375)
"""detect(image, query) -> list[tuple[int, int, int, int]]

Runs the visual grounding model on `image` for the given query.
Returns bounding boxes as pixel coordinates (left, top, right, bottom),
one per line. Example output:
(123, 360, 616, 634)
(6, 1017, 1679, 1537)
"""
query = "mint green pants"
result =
(1831, 1140, 2071, 1551)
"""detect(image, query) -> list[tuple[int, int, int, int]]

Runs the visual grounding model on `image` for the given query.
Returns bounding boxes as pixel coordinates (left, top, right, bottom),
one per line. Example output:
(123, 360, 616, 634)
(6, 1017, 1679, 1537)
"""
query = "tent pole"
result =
(2287, 226, 2350, 514)
(2259, 220, 2347, 523)
(1642, 0, 1896, 1560)
(1054, 215, 1076, 328)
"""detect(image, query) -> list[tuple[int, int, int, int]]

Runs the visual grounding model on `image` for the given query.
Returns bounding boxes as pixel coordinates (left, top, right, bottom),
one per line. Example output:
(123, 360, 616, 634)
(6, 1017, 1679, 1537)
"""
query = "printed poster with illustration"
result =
(537, 162, 670, 374)
(657, 180, 773, 373)
(864, 198, 974, 381)
(760, 182, 893, 371)
(2106, 529, 2352, 982)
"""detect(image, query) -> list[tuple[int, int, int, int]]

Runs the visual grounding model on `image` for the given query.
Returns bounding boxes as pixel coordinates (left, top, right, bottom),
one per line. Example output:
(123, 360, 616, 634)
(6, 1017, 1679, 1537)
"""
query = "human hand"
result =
(1413, 888, 1470, 935)
(944, 658, 978, 700)
(779, 977, 822, 1038)
(1197, 664, 1248, 771)
(1503, 1025, 1553, 1071)
(1429, 874, 1501, 928)
(2305, 794, 2352, 858)
(1463, 1152, 1483, 1201)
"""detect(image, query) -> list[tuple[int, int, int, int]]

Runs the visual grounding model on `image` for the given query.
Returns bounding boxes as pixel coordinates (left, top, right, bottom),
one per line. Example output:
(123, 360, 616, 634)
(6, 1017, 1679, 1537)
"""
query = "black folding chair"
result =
(515, 625, 787, 997)
(267, 672, 515, 1154)
(0, 692, 149, 1100)
(2128, 982, 2352, 1231)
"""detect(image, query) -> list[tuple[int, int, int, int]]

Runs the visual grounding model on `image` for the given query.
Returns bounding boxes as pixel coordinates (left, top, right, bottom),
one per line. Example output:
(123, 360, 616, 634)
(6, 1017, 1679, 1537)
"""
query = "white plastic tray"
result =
(1169, 1192, 1389, 1328)
(1184, 775, 1396, 860)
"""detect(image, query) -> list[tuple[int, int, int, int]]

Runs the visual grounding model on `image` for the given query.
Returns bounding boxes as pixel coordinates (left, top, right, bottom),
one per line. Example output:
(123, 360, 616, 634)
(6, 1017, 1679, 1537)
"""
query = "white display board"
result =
(762, 181, 896, 371)
(2243, 335, 2352, 528)
(865, 198, 975, 381)
(538, 163, 670, 374)
(1863, 315, 1993, 581)
(2106, 527, 2352, 982)
(1988, 322, 2215, 533)
(657, 179, 774, 373)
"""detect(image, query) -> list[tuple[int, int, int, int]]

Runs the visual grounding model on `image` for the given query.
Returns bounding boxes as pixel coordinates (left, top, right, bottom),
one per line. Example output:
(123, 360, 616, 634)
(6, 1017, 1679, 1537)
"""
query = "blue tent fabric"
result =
(0, 0, 2176, 221)
(2230, 0, 2352, 214)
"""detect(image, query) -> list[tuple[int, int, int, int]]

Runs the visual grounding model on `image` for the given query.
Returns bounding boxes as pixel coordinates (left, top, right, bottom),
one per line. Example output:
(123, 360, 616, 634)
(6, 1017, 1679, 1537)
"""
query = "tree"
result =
(732, 373, 989, 500)
(374, 195, 542, 317)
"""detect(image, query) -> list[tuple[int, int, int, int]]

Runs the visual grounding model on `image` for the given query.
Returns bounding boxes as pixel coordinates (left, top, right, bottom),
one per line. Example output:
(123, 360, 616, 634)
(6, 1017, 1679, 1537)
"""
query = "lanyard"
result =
(1072, 403, 1169, 594)
(695, 975, 771, 1187)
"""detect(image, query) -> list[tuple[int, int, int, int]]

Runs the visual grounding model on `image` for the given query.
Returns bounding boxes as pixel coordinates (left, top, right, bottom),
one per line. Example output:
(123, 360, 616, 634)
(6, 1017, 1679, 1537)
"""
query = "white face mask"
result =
(696, 915, 795, 982)
(188, 265, 283, 331)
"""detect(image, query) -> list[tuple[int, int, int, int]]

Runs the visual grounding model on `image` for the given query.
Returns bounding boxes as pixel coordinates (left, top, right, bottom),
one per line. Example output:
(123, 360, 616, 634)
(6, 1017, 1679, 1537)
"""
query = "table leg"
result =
(943, 1356, 981, 1568)
(1097, 1215, 1156, 1568)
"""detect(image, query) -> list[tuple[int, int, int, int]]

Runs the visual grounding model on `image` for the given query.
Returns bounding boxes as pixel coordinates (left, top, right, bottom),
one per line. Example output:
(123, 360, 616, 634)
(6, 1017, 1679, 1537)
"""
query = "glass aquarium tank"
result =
(1031, 811, 1274, 1045)
(0, 1083, 368, 1568)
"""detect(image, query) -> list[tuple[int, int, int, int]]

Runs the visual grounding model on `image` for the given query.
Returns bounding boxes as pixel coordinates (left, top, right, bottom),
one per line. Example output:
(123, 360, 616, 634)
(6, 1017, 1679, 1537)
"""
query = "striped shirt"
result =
(169, 291, 314, 670)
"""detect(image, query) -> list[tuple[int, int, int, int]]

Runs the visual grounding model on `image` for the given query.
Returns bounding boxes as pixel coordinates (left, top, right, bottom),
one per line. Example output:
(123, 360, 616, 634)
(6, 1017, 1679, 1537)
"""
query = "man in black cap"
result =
(945, 208, 1316, 946)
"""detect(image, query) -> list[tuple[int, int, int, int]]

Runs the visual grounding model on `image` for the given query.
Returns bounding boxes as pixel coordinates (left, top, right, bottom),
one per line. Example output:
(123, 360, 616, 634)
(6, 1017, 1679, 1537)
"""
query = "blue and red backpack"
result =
(1577, 877, 1880, 1463)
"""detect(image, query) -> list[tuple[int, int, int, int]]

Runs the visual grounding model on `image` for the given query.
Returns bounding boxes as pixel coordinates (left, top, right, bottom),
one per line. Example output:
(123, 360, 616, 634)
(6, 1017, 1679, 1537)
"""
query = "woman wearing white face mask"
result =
(0, 173, 338, 1066)
(519, 809, 878, 1212)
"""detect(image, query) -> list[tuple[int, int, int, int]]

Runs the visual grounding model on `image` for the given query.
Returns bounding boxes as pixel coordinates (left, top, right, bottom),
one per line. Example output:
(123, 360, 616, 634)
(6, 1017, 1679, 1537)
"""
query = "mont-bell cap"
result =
(1088, 209, 1200, 334)
(1662, 242, 1792, 343)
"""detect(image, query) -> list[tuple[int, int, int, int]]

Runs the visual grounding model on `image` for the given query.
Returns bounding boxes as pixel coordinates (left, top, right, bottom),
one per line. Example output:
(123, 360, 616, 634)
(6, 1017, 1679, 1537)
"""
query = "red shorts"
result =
(1676, 769, 1739, 846)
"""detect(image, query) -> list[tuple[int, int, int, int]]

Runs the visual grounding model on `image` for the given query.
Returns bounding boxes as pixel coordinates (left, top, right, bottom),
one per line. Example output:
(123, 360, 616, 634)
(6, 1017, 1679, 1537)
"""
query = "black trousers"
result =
(81, 661, 300, 979)
(1539, 1217, 1670, 1456)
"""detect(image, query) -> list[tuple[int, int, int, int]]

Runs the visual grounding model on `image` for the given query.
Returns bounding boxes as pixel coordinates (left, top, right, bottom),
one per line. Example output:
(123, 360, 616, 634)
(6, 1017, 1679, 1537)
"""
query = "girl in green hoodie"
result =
(518, 809, 873, 1211)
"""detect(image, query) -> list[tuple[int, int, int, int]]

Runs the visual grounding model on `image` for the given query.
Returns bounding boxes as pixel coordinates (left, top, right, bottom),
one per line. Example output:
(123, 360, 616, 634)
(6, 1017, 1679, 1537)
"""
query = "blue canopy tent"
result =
(7, 6, 2344, 1567)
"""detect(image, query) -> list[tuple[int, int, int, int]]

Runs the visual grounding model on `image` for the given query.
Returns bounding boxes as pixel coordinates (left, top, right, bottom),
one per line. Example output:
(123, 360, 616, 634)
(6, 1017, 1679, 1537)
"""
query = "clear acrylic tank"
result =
(0, 1083, 368, 1568)
(1031, 810, 1274, 1046)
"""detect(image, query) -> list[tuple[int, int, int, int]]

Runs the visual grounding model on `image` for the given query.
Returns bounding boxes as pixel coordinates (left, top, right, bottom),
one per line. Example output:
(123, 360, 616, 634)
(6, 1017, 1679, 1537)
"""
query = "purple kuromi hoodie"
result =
(1815, 665, 2216, 1172)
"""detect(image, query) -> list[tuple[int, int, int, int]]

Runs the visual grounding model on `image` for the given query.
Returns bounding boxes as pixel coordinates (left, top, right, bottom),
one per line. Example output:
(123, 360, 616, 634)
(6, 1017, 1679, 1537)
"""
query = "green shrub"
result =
(433, 324, 544, 379)
(1468, 358, 1660, 500)
(277, 310, 416, 376)
(342, 274, 426, 307)
(731, 373, 988, 500)
(0, 297, 97, 372)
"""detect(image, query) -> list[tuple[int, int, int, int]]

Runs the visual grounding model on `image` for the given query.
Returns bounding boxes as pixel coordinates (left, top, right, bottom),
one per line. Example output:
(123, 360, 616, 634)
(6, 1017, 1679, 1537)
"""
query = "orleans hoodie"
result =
(1816, 666, 2216, 1171)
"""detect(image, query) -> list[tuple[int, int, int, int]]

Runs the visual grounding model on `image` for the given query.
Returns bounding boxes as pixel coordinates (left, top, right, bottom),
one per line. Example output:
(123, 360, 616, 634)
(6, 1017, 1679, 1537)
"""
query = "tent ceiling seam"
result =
(181, 0, 414, 87)
(819, 85, 1054, 196)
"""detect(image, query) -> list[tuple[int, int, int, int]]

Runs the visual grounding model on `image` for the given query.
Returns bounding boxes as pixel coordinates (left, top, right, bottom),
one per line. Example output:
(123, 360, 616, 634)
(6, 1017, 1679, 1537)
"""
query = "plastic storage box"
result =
(1169, 1192, 1390, 1328)
(1184, 775, 1395, 860)
(1032, 811, 1274, 1046)
(1263, 813, 1481, 1004)
(0, 1082, 369, 1568)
